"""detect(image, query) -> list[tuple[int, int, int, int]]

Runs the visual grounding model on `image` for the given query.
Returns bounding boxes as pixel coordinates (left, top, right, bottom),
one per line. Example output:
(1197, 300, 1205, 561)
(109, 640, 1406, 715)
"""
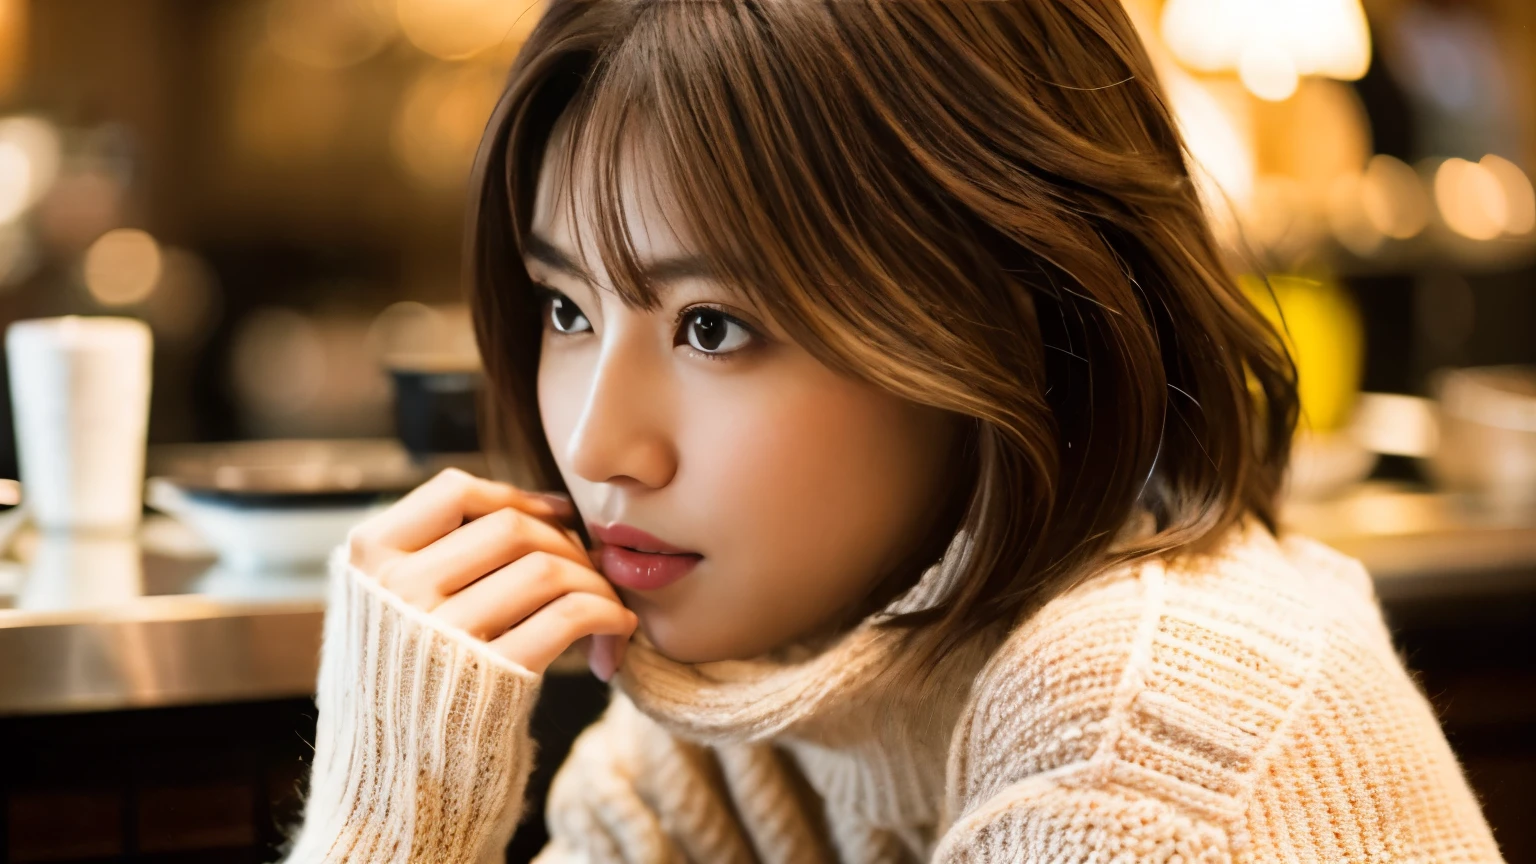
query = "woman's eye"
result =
(548, 294, 591, 334)
(682, 308, 752, 355)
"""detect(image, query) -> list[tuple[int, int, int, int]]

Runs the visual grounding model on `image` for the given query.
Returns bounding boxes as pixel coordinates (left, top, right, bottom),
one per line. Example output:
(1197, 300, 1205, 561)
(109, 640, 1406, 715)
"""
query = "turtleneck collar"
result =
(611, 524, 991, 745)
(612, 509, 1158, 746)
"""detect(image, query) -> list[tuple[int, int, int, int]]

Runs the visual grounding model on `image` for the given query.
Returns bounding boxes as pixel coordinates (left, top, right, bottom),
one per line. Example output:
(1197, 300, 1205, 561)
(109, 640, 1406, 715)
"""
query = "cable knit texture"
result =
(281, 521, 1505, 863)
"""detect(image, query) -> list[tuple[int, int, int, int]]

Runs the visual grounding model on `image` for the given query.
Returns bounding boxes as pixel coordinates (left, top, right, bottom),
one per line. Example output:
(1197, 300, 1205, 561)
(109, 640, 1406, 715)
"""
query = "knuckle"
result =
(523, 549, 564, 582)
(434, 467, 475, 496)
(435, 466, 471, 484)
(551, 592, 593, 624)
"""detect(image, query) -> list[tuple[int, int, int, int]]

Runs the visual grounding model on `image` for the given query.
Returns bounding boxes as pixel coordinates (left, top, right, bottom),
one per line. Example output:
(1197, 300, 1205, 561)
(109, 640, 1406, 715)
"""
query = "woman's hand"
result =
(346, 468, 637, 680)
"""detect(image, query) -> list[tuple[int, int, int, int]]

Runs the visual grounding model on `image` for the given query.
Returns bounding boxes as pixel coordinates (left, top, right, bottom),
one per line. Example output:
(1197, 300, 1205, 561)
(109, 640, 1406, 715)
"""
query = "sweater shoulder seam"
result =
(1226, 589, 1330, 833)
(1081, 557, 1168, 785)
(933, 760, 1236, 860)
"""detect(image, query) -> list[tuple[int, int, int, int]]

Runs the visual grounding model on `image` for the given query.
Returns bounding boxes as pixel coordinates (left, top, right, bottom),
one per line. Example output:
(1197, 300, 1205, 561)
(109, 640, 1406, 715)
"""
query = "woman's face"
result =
(528, 132, 960, 663)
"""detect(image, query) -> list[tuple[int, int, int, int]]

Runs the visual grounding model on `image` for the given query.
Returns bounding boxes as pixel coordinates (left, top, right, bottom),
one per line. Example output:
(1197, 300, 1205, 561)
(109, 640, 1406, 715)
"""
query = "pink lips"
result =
(587, 522, 702, 591)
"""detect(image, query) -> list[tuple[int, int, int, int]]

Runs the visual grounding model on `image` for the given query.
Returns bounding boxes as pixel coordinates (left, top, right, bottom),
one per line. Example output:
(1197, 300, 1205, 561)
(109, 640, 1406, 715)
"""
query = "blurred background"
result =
(0, 0, 1532, 862)
(0, 0, 1525, 456)
(0, 0, 528, 456)
(0, 0, 1523, 461)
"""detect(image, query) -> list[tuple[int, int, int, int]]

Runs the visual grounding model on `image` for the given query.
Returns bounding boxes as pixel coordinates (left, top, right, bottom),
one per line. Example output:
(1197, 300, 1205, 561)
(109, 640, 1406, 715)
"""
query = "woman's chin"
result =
(633, 615, 720, 665)
(631, 609, 768, 665)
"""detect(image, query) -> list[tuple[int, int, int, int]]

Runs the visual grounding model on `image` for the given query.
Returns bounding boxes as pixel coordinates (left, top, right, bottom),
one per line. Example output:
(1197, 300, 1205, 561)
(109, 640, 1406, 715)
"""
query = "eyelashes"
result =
(531, 280, 760, 362)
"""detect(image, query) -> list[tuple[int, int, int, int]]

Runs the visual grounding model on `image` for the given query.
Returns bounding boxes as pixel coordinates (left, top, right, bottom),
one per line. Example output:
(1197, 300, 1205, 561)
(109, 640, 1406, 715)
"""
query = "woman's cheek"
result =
(684, 379, 870, 579)
(536, 348, 582, 454)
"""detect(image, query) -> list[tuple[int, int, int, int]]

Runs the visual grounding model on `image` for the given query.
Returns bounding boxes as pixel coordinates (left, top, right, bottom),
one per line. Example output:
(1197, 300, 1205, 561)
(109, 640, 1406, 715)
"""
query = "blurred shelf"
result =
(1328, 232, 1536, 279)
(1283, 482, 1536, 600)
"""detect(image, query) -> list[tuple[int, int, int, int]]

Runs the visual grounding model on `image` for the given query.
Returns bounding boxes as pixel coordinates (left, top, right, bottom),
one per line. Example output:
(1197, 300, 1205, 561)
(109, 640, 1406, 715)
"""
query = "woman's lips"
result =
(597, 545, 701, 591)
(588, 522, 702, 591)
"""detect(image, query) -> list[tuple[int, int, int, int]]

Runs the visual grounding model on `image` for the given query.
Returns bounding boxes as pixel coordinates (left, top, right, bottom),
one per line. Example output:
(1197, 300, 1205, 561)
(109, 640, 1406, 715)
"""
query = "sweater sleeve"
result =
(275, 546, 545, 864)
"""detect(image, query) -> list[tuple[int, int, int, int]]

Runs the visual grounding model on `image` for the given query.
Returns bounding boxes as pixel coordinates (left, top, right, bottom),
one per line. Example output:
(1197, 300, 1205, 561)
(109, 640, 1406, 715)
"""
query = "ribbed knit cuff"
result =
(278, 546, 544, 864)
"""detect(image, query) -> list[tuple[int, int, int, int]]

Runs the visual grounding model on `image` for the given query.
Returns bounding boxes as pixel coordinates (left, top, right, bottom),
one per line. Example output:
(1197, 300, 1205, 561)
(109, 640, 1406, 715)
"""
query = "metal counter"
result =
(3, 484, 1535, 716)
(0, 517, 330, 716)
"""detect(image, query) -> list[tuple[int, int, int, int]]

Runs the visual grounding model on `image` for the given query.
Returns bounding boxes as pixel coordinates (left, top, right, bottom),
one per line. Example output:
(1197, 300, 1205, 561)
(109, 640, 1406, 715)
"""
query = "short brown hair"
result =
(468, 0, 1297, 662)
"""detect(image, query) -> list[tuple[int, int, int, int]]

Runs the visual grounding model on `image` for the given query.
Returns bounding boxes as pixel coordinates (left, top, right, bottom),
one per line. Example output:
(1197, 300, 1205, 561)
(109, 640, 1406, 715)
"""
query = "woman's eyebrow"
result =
(523, 231, 717, 287)
(523, 232, 590, 281)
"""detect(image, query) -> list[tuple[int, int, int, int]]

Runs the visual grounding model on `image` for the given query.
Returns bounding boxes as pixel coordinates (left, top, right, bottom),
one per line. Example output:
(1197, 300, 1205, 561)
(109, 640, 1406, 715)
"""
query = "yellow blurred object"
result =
(1241, 273, 1363, 432)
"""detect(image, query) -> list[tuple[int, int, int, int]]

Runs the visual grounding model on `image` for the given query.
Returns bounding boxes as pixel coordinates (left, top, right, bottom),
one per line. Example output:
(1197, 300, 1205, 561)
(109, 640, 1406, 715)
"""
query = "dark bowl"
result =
(386, 356, 485, 461)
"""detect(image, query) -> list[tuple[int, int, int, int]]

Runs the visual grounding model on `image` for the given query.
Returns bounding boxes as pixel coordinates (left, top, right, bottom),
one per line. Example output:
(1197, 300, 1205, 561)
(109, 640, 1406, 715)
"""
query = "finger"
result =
(565, 634, 630, 682)
(432, 551, 621, 638)
(354, 468, 573, 554)
(386, 507, 592, 602)
(588, 633, 631, 683)
(488, 593, 638, 677)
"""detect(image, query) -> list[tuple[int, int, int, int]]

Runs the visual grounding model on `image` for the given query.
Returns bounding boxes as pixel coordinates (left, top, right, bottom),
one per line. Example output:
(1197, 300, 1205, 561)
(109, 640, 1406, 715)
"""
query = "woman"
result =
(281, 1, 1504, 861)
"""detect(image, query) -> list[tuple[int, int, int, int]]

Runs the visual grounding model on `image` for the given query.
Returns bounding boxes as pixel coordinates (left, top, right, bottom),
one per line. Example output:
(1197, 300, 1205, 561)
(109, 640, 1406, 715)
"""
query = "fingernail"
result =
(589, 636, 615, 682)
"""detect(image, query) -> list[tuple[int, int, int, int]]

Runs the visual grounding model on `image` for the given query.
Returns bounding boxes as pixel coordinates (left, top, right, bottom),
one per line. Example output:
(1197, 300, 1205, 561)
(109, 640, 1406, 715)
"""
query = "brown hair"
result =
(468, 0, 1297, 663)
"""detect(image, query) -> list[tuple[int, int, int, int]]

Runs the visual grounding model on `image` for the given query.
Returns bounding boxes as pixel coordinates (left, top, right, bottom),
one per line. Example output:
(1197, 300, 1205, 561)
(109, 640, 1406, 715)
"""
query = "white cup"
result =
(6, 316, 153, 533)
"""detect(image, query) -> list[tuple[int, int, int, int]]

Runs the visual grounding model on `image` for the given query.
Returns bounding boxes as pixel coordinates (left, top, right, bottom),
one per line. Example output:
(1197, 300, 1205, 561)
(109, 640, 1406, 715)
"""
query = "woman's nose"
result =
(563, 336, 678, 490)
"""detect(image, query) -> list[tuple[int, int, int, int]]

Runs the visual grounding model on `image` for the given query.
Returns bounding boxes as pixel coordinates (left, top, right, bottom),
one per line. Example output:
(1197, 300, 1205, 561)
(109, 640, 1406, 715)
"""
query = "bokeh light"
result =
(1161, 0, 1371, 101)
(231, 307, 327, 416)
(1326, 171, 1384, 256)
(1359, 155, 1429, 240)
(0, 140, 30, 223)
(1245, 175, 1303, 252)
(1238, 45, 1299, 102)
(0, 116, 61, 223)
(1478, 154, 1535, 236)
(395, 0, 542, 61)
(265, 0, 395, 70)
(391, 63, 504, 190)
(1435, 157, 1508, 241)
(367, 300, 448, 360)
(83, 228, 163, 306)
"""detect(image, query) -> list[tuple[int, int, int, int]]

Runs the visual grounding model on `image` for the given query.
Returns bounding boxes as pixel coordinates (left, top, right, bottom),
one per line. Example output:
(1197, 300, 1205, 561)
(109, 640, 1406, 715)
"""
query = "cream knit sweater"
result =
(278, 519, 1505, 863)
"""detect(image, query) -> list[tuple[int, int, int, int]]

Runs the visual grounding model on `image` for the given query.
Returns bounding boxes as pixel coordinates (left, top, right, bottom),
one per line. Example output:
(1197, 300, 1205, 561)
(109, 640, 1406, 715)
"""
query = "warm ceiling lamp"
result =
(1160, 0, 1372, 102)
